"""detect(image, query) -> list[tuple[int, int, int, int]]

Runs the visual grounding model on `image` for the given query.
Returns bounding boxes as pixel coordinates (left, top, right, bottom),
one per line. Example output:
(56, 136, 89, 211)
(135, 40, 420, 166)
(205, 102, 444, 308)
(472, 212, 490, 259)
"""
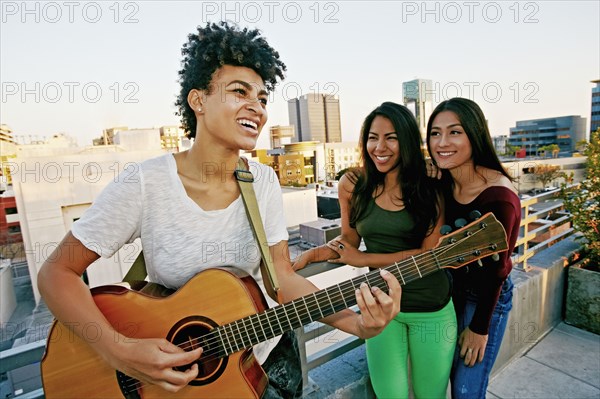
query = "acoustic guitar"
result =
(41, 212, 507, 398)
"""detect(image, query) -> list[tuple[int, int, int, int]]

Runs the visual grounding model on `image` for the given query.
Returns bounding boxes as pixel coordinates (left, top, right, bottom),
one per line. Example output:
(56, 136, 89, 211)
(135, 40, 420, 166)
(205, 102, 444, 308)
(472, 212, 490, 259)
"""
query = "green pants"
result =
(366, 300, 457, 399)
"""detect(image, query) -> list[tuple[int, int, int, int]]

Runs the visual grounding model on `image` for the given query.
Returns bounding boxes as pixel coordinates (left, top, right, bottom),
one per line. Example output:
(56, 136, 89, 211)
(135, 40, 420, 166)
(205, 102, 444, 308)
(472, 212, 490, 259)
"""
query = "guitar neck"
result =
(206, 250, 441, 359)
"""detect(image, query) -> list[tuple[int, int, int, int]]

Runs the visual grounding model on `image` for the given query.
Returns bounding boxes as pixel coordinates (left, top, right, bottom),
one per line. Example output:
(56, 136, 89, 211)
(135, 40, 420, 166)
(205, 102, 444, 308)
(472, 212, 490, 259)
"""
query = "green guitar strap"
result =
(123, 157, 281, 304)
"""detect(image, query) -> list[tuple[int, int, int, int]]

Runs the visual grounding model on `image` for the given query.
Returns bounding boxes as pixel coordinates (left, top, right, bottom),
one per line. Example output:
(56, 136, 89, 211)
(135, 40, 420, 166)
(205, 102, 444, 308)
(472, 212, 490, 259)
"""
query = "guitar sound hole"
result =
(167, 316, 228, 386)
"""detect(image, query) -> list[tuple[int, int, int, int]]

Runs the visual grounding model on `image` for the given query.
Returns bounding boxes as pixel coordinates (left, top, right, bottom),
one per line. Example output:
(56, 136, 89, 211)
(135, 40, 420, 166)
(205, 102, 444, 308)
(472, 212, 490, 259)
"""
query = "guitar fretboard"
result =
(193, 214, 504, 363)
(201, 249, 443, 360)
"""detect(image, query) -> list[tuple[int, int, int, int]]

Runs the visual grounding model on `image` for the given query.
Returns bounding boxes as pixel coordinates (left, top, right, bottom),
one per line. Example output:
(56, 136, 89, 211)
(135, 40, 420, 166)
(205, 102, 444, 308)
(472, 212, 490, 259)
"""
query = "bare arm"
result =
(328, 194, 446, 268)
(273, 240, 401, 339)
(292, 174, 362, 271)
(38, 232, 201, 392)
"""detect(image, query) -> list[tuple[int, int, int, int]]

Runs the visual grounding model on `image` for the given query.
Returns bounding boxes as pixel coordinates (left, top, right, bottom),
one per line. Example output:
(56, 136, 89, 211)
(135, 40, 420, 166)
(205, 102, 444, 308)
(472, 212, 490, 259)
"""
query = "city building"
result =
(249, 144, 317, 186)
(269, 125, 295, 148)
(159, 126, 186, 152)
(93, 126, 128, 146)
(322, 142, 361, 182)
(1, 124, 17, 190)
(114, 128, 162, 151)
(402, 78, 433, 142)
(287, 93, 342, 143)
(508, 116, 587, 157)
(0, 190, 22, 260)
(493, 135, 509, 156)
(591, 79, 600, 135)
(15, 133, 79, 158)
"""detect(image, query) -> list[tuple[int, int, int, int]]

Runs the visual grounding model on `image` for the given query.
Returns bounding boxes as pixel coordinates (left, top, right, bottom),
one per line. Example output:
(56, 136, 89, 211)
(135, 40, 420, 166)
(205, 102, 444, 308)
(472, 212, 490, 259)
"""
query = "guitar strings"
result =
(120, 229, 495, 393)
(184, 227, 488, 358)
(133, 230, 487, 366)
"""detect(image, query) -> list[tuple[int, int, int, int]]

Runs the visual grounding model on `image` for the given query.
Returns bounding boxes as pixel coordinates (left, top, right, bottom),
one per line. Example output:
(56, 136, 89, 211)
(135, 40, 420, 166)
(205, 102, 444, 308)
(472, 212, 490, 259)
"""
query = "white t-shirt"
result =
(72, 153, 289, 362)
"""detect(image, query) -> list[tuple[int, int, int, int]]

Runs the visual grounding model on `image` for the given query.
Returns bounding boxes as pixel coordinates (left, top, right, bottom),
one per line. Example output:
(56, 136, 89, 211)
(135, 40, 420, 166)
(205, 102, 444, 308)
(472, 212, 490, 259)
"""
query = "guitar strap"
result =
(234, 157, 282, 304)
(123, 157, 282, 304)
(122, 246, 147, 283)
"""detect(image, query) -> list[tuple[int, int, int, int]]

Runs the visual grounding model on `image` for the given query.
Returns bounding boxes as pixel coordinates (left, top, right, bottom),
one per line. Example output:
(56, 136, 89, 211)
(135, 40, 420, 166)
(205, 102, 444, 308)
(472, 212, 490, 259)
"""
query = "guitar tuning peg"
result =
(469, 210, 482, 220)
(440, 225, 453, 235)
(454, 218, 467, 228)
(492, 253, 500, 261)
(477, 259, 483, 267)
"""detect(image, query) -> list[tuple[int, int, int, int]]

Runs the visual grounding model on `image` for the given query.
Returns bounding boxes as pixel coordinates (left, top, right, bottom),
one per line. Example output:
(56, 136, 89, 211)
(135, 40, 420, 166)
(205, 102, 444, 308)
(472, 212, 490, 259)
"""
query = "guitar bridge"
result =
(116, 370, 141, 399)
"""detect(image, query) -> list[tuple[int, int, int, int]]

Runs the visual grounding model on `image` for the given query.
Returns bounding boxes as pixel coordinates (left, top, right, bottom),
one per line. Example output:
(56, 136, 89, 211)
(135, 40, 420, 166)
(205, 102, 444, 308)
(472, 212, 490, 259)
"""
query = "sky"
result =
(2, 1, 599, 150)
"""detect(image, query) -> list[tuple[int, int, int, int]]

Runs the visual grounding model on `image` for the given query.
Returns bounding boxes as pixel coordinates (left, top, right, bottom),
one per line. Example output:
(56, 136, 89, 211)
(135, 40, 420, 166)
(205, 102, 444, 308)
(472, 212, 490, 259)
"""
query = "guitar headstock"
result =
(435, 212, 508, 269)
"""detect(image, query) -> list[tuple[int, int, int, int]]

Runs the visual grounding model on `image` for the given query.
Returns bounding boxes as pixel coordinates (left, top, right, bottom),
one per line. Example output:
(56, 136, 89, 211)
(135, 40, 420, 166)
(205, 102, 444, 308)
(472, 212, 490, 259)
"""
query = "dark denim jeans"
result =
(451, 276, 513, 399)
(262, 330, 303, 399)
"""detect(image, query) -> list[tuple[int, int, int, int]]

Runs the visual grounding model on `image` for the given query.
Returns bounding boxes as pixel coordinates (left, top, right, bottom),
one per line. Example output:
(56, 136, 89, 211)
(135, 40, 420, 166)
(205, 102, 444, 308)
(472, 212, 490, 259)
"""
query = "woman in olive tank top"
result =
(294, 102, 456, 398)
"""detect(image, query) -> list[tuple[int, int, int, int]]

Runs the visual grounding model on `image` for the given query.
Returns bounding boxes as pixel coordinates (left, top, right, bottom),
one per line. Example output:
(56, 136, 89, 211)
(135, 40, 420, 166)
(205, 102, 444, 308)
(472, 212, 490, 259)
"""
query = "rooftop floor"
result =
(304, 322, 599, 398)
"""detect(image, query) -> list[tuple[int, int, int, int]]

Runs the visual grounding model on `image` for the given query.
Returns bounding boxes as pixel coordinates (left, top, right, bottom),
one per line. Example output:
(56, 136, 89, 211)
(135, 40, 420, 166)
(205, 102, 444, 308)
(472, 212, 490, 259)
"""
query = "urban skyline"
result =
(1, 1, 599, 150)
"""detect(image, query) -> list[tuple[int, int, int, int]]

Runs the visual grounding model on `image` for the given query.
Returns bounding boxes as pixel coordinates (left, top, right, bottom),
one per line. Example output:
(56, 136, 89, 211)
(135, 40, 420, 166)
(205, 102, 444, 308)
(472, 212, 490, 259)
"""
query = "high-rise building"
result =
(287, 93, 342, 143)
(591, 79, 600, 135)
(402, 79, 433, 142)
(507, 116, 587, 157)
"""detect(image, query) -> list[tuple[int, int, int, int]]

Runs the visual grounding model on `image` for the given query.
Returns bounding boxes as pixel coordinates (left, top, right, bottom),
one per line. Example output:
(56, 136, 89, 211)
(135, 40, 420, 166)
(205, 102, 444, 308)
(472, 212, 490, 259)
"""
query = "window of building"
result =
(5, 207, 17, 215)
(8, 225, 21, 234)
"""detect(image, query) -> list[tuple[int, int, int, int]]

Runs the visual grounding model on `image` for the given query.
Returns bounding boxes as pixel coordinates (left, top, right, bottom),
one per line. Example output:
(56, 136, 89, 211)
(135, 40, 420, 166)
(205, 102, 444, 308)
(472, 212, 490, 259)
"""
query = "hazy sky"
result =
(2, 1, 599, 149)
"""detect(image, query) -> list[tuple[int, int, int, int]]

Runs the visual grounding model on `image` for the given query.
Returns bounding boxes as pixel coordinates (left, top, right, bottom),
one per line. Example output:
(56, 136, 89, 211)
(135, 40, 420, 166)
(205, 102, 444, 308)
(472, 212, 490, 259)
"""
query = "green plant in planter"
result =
(561, 129, 600, 271)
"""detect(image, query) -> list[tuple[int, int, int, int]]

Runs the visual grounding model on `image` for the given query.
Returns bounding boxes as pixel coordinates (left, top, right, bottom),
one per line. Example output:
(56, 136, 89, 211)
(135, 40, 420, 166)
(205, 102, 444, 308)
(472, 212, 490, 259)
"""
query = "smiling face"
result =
(428, 111, 473, 170)
(190, 65, 269, 151)
(366, 115, 400, 175)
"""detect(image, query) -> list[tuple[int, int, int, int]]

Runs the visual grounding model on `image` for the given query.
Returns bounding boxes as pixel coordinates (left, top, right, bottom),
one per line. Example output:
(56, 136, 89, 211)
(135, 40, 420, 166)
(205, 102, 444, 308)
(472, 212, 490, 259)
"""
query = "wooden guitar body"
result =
(41, 268, 270, 399)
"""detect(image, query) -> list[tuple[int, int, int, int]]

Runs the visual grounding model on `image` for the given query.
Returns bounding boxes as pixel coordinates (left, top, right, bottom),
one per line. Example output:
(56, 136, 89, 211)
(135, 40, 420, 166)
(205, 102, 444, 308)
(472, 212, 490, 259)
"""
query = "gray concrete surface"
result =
(487, 322, 599, 399)
(304, 322, 600, 399)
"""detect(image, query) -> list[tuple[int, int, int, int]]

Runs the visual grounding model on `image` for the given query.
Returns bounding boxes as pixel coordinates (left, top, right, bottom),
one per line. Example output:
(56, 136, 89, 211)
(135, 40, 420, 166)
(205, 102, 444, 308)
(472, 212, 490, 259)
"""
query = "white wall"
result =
(11, 148, 164, 302)
(115, 129, 161, 151)
(0, 261, 17, 323)
(281, 187, 318, 228)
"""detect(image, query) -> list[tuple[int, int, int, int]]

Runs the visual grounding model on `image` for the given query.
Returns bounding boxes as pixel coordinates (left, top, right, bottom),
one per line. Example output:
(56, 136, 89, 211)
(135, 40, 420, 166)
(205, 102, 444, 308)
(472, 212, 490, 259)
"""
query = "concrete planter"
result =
(565, 262, 600, 334)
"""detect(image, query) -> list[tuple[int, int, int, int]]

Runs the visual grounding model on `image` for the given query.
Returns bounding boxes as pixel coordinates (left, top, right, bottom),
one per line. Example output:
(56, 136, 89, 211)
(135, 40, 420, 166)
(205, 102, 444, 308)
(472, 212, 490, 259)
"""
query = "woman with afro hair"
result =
(38, 22, 401, 398)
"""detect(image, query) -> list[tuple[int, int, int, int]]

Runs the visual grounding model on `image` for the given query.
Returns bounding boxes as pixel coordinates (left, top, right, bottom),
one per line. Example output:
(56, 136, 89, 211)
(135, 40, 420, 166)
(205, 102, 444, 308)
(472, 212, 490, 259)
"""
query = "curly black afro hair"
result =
(175, 22, 287, 138)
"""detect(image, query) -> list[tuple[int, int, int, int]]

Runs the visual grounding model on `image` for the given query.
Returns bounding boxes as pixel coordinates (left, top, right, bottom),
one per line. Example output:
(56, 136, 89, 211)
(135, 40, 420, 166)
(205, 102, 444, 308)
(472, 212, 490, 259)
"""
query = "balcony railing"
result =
(0, 188, 577, 398)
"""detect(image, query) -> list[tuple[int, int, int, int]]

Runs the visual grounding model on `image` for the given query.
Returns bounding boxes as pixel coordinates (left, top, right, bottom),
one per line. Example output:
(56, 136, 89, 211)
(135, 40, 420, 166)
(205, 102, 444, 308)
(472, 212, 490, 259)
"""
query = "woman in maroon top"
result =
(426, 98, 521, 399)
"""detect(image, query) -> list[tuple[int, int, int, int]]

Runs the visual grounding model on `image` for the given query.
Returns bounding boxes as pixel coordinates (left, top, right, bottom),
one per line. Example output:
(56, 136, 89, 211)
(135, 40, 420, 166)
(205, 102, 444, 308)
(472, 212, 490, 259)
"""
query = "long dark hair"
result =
(426, 97, 513, 187)
(349, 102, 439, 236)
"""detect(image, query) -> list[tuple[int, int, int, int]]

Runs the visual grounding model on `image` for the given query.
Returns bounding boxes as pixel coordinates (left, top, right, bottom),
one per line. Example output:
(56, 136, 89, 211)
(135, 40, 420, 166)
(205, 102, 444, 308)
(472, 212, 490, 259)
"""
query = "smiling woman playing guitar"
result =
(37, 22, 401, 399)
